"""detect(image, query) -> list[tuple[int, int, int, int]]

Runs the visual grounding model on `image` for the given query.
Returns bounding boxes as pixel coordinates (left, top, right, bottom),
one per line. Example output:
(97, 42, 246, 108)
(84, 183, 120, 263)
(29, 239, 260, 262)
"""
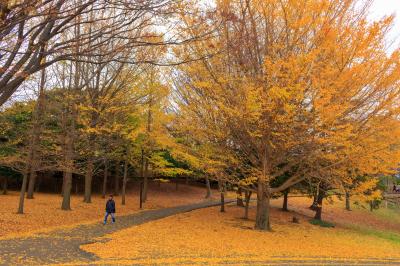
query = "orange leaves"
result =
(0, 183, 212, 239)
(81, 203, 400, 263)
(350, 178, 382, 202)
(172, 0, 400, 207)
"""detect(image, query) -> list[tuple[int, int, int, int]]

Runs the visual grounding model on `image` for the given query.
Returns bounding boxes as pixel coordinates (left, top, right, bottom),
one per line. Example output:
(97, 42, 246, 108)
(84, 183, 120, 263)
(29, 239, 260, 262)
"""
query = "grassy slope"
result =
(271, 196, 400, 244)
(342, 204, 400, 244)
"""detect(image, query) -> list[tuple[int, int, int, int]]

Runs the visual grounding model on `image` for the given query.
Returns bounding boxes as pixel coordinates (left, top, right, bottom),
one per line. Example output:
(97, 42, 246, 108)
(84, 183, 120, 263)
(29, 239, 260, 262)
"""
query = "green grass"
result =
(339, 202, 400, 244)
(309, 219, 335, 228)
(347, 225, 400, 245)
(369, 206, 400, 222)
(322, 199, 400, 245)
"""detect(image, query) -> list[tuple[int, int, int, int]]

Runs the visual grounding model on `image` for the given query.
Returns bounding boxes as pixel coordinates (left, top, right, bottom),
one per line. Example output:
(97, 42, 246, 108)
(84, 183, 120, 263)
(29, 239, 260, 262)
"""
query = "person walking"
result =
(104, 195, 116, 224)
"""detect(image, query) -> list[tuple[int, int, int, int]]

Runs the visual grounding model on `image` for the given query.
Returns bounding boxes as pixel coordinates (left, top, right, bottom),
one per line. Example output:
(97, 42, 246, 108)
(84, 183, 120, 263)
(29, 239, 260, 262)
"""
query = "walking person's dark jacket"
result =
(106, 199, 116, 213)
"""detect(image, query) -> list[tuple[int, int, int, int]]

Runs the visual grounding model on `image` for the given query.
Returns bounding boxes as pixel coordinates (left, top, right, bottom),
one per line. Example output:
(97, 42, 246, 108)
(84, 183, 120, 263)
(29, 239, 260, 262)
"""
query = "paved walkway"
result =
(0, 200, 232, 266)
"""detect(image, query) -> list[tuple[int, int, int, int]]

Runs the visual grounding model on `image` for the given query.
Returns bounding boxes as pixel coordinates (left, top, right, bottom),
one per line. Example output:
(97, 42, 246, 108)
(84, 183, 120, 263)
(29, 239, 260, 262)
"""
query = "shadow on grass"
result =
(309, 219, 335, 228)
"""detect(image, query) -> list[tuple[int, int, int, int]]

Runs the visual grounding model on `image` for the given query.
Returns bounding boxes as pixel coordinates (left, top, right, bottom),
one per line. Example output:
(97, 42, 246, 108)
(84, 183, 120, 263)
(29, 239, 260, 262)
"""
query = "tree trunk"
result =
(237, 187, 244, 207)
(282, 189, 289, 211)
(114, 162, 120, 196)
(175, 177, 179, 191)
(143, 159, 148, 201)
(26, 61, 46, 200)
(102, 159, 108, 198)
(244, 190, 252, 219)
(61, 13, 80, 210)
(220, 192, 225, 212)
(255, 178, 271, 230)
(61, 172, 66, 197)
(345, 191, 351, 211)
(61, 131, 74, 210)
(143, 89, 153, 201)
(26, 171, 37, 199)
(314, 186, 326, 220)
(17, 170, 29, 214)
(1, 176, 7, 195)
(35, 173, 41, 193)
(310, 185, 319, 210)
(83, 158, 94, 203)
(121, 159, 128, 205)
(205, 177, 212, 199)
(185, 176, 189, 185)
(219, 181, 225, 212)
(61, 172, 72, 210)
(139, 181, 144, 209)
(60, 86, 76, 210)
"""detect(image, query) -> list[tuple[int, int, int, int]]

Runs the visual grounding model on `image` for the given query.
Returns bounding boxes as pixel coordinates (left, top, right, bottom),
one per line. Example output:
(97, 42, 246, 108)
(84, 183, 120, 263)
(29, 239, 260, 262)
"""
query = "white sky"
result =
(370, 0, 400, 51)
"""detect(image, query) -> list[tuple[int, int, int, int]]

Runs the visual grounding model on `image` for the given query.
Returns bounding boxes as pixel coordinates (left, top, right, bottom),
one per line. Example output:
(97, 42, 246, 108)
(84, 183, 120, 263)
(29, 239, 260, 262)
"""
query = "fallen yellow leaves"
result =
(270, 196, 400, 232)
(60, 257, 400, 266)
(0, 183, 212, 238)
(81, 204, 400, 264)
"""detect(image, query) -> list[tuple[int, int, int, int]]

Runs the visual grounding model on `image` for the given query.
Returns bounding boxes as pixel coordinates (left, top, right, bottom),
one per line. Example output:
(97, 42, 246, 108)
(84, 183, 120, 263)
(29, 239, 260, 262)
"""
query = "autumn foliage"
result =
(172, 0, 400, 229)
(0, 0, 400, 253)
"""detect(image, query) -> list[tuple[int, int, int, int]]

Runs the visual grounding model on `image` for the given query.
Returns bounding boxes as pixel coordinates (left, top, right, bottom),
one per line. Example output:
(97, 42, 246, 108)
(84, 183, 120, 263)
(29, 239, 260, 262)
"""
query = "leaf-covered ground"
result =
(271, 196, 400, 233)
(80, 199, 400, 265)
(0, 199, 233, 265)
(0, 182, 211, 238)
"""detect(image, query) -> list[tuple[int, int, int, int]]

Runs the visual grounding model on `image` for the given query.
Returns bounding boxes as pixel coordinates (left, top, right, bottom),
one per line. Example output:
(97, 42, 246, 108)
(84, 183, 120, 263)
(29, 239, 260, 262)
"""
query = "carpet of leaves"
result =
(0, 182, 210, 238)
(270, 196, 400, 233)
(81, 202, 400, 264)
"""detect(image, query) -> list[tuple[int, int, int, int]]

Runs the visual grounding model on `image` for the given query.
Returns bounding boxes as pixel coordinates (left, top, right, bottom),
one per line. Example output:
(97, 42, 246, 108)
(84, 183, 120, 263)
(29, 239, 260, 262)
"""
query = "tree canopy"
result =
(1, 0, 400, 230)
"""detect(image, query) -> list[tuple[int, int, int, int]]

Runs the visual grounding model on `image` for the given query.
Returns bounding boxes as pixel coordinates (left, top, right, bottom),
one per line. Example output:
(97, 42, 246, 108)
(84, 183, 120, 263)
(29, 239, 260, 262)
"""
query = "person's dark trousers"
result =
(104, 212, 115, 224)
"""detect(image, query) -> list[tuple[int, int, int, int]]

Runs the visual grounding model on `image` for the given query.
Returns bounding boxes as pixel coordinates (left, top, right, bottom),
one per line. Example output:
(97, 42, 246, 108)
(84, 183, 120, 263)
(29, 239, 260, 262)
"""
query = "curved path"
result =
(1, 199, 399, 266)
(0, 199, 233, 266)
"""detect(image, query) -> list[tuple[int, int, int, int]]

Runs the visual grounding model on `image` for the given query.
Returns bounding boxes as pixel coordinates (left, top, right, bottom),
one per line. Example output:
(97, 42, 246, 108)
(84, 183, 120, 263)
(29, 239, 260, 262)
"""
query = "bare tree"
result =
(0, 0, 177, 106)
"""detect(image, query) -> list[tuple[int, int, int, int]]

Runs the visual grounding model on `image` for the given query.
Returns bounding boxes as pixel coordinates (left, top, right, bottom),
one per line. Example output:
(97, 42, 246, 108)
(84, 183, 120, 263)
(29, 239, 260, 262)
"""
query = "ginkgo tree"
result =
(173, 0, 400, 230)
(1, 0, 400, 236)
(133, 67, 197, 202)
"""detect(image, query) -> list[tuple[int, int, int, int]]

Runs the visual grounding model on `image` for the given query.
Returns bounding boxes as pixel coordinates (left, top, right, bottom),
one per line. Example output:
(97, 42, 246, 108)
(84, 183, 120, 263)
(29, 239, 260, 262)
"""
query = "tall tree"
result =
(26, 66, 47, 199)
(174, 0, 400, 230)
(0, 102, 33, 213)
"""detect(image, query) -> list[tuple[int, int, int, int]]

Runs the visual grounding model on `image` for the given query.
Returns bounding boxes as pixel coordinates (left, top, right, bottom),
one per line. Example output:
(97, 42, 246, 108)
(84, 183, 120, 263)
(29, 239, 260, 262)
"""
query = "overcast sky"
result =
(370, 0, 400, 51)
